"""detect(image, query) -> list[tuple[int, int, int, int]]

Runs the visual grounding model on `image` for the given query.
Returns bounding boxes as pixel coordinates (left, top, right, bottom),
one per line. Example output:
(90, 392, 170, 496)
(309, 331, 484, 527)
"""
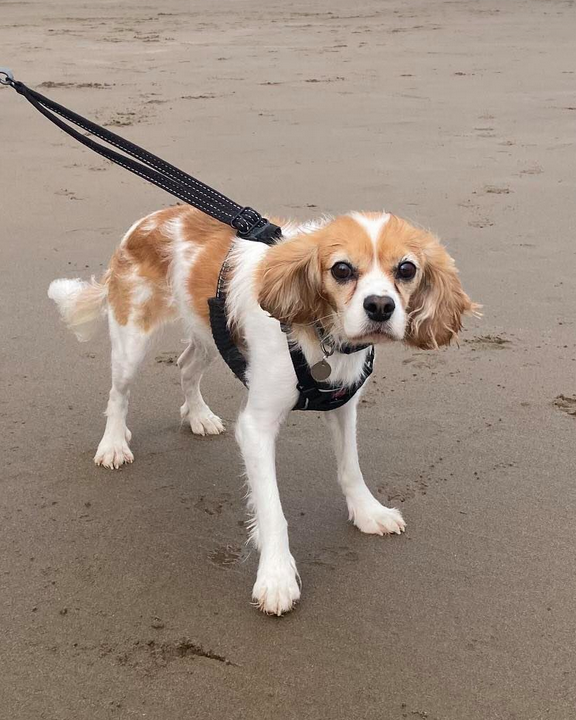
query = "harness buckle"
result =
(231, 206, 282, 244)
(0, 68, 15, 87)
(231, 206, 262, 234)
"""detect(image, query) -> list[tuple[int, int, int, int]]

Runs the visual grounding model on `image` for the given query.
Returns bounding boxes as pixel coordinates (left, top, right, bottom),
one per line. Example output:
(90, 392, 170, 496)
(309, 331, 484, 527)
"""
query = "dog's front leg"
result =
(325, 395, 406, 536)
(236, 405, 300, 615)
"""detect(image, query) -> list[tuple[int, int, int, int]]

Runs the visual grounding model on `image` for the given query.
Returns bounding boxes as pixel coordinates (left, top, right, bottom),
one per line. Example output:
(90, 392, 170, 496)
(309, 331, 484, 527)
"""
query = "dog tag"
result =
(310, 359, 332, 382)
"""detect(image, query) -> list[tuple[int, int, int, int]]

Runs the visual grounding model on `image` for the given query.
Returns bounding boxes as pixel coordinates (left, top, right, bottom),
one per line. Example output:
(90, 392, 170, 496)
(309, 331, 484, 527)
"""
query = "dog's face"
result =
(257, 212, 475, 349)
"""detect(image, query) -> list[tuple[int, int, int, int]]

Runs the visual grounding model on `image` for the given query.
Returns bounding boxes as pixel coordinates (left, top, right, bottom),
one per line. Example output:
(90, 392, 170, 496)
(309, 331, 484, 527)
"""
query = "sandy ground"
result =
(1, 0, 576, 718)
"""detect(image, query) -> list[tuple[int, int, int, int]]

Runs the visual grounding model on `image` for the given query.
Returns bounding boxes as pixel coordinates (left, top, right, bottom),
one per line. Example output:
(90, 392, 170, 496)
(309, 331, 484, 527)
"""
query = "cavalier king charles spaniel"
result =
(49, 207, 475, 615)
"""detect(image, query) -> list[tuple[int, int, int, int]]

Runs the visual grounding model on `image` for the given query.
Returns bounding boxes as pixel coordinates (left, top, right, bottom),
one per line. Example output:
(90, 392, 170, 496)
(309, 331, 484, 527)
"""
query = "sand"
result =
(1, 1, 576, 718)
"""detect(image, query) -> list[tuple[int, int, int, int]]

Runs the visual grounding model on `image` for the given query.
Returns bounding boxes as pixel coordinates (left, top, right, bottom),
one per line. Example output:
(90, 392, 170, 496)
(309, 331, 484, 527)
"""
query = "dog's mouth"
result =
(347, 324, 402, 345)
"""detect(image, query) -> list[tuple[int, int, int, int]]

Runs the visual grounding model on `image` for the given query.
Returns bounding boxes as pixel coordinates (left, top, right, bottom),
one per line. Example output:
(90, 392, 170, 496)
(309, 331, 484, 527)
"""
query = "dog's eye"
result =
(397, 261, 417, 281)
(331, 262, 354, 282)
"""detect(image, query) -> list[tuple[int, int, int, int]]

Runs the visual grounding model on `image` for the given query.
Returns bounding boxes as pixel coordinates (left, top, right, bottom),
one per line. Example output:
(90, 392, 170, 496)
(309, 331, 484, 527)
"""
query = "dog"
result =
(48, 207, 475, 615)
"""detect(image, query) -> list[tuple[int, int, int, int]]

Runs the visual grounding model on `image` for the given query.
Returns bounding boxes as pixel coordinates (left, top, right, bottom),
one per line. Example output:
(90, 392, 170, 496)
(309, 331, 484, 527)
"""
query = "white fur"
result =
(93, 314, 144, 468)
(343, 264, 407, 341)
(169, 217, 212, 345)
(324, 396, 405, 535)
(48, 277, 107, 341)
(350, 210, 390, 247)
(48, 211, 406, 615)
(325, 211, 407, 341)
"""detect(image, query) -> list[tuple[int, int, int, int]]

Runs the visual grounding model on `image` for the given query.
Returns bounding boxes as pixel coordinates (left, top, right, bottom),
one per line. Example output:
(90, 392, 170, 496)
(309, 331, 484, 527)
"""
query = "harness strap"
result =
(208, 247, 374, 411)
(290, 344, 375, 411)
(2, 72, 281, 244)
(207, 247, 249, 385)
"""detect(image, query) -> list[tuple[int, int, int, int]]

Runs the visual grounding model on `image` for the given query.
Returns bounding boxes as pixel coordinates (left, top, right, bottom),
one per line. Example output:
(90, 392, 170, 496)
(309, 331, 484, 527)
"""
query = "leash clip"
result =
(231, 206, 264, 235)
(0, 68, 15, 87)
(232, 206, 282, 244)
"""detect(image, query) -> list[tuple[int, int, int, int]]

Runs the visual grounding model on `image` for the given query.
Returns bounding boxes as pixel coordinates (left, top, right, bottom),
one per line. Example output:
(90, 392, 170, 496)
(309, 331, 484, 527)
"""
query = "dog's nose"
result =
(363, 295, 395, 322)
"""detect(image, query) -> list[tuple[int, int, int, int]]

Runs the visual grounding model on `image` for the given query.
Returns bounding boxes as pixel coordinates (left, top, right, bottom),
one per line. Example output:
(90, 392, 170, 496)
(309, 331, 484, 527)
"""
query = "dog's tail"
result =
(48, 273, 109, 342)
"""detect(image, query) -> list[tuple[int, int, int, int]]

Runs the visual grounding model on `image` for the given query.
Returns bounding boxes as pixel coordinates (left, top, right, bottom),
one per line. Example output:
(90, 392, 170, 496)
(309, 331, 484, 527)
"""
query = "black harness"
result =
(2, 69, 374, 411)
(208, 250, 374, 412)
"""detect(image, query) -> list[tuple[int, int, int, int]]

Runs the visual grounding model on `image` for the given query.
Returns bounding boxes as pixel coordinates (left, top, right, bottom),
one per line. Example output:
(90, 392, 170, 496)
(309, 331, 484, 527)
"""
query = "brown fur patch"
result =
(257, 216, 376, 326)
(181, 210, 236, 324)
(107, 248, 133, 326)
(105, 206, 237, 332)
(377, 217, 475, 348)
(107, 207, 186, 331)
(257, 234, 325, 325)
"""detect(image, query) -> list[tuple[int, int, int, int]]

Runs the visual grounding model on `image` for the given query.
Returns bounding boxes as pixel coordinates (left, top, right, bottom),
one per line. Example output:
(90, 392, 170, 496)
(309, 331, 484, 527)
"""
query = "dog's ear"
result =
(405, 236, 476, 349)
(257, 235, 323, 325)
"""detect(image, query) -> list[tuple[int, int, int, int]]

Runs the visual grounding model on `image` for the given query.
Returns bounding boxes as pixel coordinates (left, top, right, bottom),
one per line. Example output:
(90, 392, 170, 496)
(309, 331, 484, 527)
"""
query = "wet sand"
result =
(1, 1, 576, 718)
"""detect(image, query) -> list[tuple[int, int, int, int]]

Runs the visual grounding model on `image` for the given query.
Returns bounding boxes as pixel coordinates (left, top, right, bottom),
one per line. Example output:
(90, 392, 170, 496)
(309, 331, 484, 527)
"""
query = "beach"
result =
(1, 1, 576, 717)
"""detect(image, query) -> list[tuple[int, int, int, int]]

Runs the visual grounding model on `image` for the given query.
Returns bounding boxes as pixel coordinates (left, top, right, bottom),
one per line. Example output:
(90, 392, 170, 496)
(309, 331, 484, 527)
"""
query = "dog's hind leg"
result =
(178, 341, 224, 435)
(94, 315, 153, 469)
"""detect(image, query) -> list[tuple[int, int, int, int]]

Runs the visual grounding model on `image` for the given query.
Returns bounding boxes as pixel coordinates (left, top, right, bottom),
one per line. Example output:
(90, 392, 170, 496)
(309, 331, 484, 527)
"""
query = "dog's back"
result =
(49, 206, 234, 342)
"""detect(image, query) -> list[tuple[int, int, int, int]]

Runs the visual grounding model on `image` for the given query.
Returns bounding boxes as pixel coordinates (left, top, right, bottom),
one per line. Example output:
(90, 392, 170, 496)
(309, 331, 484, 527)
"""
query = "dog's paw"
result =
(252, 557, 301, 616)
(94, 437, 134, 469)
(347, 496, 406, 536)
(181, 403, 225, 436)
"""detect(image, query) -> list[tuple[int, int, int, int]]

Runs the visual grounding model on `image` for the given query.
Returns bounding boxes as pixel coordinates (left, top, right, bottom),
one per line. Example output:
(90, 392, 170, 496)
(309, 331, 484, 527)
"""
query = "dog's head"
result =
(257, 212, 476, 348)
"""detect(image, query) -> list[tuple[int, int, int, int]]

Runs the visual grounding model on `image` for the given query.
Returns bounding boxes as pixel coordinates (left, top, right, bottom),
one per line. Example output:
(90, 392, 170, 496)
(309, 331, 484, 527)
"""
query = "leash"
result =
(2, 67, 374, 411)
(0, 68, 281, 244)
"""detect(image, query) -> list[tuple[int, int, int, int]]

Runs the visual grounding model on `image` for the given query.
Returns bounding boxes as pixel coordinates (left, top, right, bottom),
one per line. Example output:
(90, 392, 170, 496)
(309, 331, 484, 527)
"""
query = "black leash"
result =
(0, 68, 281, 244)
(2, 68, 374, 411)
